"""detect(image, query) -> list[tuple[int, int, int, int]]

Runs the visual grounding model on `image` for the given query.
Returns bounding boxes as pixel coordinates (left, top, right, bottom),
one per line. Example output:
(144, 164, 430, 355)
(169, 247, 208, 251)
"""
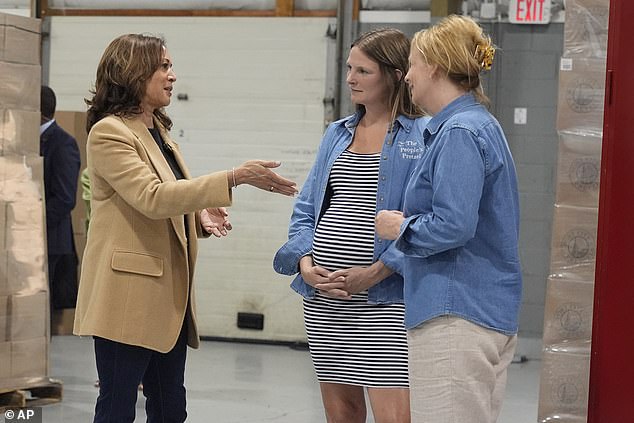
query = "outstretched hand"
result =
(200, 207, 232, 237)
(234, 160, 298, 196)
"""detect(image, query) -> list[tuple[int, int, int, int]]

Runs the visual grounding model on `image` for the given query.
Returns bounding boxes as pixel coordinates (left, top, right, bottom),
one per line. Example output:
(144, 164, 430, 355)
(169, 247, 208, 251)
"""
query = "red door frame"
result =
(588, 1, 634, 421)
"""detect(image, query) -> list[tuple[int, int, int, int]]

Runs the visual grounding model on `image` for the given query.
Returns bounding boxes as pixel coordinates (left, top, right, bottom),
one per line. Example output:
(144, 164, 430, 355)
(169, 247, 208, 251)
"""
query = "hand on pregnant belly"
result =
(315, 266, 372, 298)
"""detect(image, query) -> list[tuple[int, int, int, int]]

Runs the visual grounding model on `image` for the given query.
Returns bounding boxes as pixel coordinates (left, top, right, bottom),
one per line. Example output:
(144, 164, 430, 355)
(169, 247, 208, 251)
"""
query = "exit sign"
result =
(509, 0, 551, 24)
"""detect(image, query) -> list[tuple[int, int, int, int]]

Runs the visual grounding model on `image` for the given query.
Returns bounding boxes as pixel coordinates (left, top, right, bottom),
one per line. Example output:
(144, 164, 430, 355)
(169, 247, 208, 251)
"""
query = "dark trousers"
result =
(93, 327, 188, 423)
(48, 253, 78, 309)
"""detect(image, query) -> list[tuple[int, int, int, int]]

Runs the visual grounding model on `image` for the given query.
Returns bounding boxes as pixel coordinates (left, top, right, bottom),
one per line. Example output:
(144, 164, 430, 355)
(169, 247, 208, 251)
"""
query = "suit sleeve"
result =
(89, 118, 232, 219)
(46, 133, 81, 226)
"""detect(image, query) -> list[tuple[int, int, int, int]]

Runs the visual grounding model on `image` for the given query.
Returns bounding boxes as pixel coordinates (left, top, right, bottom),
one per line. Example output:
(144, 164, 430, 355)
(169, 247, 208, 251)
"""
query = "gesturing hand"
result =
(201, 207, 232, 237)
(234, 160, 298, 196)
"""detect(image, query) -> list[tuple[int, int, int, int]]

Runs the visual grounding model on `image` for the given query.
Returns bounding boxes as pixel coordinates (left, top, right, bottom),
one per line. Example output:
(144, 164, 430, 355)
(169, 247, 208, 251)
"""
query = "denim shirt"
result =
(274, 111, 430, 304)
(395, 94, 522, 334)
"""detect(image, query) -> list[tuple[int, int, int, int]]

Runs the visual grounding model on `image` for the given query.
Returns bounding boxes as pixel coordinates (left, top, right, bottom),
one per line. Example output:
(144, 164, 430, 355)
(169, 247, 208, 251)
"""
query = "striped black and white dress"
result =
(305, 149, 408, 388)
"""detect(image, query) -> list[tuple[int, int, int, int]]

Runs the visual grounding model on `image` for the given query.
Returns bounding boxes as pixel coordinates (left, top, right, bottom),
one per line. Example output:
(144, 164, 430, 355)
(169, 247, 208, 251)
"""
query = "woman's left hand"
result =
(315, 267, 373, 296)
(375, 210, 405, 240)
(201, 207, 232, 237)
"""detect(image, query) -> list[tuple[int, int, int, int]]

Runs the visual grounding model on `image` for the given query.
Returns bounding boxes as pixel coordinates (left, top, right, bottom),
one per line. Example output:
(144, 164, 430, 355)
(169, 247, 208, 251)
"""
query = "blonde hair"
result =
(411, 15, 495, 106)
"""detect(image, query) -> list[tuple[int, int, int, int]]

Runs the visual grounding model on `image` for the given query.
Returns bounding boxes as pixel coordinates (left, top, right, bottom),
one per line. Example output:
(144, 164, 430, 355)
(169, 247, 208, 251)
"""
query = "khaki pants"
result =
(408, 316, 517, 423)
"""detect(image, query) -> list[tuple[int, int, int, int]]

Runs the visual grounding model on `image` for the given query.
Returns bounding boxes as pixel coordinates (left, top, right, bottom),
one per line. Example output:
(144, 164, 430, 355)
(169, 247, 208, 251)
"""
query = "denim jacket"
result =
(396, 94, 522, 334)
(274, 111, 430, 304)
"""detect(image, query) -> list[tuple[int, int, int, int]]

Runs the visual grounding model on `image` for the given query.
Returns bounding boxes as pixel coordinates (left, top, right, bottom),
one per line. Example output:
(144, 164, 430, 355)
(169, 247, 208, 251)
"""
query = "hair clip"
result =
(475, 44, 495, 71)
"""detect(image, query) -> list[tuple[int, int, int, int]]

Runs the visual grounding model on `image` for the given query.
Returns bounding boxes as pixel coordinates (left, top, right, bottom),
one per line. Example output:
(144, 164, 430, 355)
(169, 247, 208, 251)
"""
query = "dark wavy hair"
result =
(351, 28, 423, 123)
(85, 33, 172, 133)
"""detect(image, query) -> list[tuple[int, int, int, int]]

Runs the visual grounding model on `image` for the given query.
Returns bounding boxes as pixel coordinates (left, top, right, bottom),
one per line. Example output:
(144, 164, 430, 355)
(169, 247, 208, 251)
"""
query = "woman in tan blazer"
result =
(73, 33, 297, 423)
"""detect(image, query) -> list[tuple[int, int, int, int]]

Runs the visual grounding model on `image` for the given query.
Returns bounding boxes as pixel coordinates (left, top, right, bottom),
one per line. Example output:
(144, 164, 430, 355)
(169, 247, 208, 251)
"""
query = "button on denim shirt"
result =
(274, 111, 430, 304)
(395, 94, 522, 334)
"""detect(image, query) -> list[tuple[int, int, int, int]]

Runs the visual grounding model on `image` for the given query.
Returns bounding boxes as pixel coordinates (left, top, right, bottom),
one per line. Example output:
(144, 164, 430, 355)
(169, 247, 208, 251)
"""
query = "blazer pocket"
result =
(111, 250, 164, 277)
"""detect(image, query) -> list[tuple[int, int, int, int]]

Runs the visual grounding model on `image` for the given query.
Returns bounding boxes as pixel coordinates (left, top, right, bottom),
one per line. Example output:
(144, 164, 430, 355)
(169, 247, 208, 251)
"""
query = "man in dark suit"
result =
(40, 85, 81, 310)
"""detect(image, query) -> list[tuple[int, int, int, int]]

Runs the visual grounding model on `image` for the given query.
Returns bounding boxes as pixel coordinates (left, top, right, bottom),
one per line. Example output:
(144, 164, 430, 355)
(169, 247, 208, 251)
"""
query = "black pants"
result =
(48, 253, 78, 309)
(93, 327, 188, 423)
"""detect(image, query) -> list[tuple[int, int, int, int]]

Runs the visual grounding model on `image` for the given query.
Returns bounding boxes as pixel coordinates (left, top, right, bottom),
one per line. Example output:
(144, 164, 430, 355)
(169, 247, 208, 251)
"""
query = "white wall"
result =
(48, 16, 332, 341)
(0, 0, 29, 15)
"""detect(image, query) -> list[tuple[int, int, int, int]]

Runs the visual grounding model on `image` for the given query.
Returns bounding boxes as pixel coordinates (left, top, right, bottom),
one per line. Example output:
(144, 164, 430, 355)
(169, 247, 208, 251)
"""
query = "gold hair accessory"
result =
(475, 43, 495, 71)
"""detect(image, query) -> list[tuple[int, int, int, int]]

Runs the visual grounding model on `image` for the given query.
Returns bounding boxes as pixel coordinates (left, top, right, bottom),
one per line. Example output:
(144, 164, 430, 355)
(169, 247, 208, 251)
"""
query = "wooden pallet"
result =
(0, 379, 63, 411)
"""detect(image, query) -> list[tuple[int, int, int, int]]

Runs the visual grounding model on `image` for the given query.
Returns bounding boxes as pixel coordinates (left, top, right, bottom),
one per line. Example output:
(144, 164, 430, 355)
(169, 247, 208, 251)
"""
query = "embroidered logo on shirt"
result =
(397, 140, 425, 160)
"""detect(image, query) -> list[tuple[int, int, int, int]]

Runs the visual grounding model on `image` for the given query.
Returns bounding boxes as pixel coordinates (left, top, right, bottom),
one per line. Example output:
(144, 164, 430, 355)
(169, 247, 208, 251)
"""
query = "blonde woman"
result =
(376, 15, 522, 423)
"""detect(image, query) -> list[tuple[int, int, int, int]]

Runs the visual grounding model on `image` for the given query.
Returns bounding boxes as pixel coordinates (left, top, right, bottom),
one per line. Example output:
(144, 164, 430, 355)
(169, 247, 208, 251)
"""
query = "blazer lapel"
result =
(122, 116, 188, 249)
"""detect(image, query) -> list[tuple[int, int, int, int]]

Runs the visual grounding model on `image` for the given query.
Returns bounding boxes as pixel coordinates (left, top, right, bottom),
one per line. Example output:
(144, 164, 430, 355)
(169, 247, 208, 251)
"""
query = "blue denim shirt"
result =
(274, 111, 430, 304)
(395, 94, 522, 334)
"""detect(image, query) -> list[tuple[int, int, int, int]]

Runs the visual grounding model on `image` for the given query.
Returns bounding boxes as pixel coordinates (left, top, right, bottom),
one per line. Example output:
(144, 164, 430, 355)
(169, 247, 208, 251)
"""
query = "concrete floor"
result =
(40, 335, 540, 422)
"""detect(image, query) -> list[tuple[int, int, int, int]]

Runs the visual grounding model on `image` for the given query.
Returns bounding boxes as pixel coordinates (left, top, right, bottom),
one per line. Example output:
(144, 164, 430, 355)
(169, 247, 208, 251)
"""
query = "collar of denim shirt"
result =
(423, 93, 480, 145)
(342, 109, 415, 135)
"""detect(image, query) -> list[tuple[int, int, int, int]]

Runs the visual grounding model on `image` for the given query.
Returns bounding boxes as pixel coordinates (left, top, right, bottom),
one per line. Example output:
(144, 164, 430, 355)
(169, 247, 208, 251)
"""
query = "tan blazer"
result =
(73, 115, 231, 353)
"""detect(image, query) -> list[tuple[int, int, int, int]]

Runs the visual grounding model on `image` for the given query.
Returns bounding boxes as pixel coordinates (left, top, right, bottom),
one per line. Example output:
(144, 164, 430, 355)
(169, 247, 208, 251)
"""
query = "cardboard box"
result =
(549, 205, 598, 279)
(0, 340, 9, 378)
(0, 108, 40, 156)
(0, 200, 5, 250)
(0, 155, 43, 201)
(0, 12, 40, 65)
(556, 58, 606, 133)
(0, 248, 47, 296)
(0, 158, 46, 297)
(9, 336, 47, 378)
(0, 250, 10, 294)
(0, 338, 48, 381)
(0, 61, 41, 111)
(5, 227, 45, 256)
(0, 293, 7, 341)
(5, 292, 47, 341)
(564, 0, 609, 59)
(538, 345, 590, 422)
(6, 199, 45, 234)
(555, 131, 602, 208)
(0, 292, 47, 341)
(542, 277, 594, 347)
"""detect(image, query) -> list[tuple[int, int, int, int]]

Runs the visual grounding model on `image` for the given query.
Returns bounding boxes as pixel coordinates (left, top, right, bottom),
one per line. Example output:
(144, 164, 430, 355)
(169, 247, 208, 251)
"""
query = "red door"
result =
(588, 1, 634, 421)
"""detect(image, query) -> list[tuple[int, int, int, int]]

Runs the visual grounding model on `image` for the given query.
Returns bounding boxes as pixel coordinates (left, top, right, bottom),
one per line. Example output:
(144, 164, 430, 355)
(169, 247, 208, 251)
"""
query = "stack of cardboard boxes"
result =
(537, 0, 609, 421)
(0, 12, 49, 389)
